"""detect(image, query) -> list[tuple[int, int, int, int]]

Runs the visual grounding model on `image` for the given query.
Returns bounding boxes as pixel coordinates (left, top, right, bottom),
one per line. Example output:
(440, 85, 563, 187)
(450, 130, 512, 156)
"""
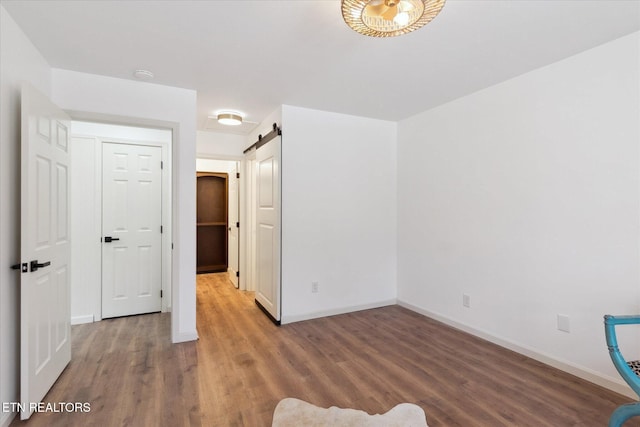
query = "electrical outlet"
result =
(311, 282, 319, 293)
(463, 294, 471, 308)
(557, 314, 570, 333)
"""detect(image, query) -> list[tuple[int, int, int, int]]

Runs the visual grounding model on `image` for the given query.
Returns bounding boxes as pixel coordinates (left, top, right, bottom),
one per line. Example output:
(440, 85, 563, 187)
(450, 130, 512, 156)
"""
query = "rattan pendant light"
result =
(341, 0, 446, 37)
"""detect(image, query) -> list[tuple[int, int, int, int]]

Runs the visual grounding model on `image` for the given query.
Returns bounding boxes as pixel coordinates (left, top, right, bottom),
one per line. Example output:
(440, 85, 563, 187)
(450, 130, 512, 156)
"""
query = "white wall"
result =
(52, 69, 198, 343)
(280, 105, 398, 323)
(69, 135, 101, 325)
(248, 106, 283, 146)
(397, 32, 640, 396)
(74, 121, 173, 143)
(197, 130, 246, 159)
(0, 6, 52, 426)
(196, 158, 237, 174)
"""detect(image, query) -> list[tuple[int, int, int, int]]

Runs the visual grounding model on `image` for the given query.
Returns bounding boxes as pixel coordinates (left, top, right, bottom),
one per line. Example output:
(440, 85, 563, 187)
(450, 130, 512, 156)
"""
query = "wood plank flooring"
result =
(12, 273, 640, 426)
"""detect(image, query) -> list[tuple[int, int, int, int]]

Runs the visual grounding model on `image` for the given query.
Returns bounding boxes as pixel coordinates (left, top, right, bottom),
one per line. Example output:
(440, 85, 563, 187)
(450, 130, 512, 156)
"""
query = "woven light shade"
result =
(341, 0, 446, 37)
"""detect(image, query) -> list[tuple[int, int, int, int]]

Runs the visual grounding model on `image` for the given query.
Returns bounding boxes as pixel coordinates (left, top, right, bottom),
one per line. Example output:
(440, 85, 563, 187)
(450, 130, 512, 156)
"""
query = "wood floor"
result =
(12, 273, 640, 426)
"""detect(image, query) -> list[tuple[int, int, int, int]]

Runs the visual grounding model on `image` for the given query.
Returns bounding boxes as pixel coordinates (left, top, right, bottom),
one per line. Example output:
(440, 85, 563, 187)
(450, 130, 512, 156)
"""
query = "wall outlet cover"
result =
(557, 314, 570, 333)
(463, 294, 471, 308)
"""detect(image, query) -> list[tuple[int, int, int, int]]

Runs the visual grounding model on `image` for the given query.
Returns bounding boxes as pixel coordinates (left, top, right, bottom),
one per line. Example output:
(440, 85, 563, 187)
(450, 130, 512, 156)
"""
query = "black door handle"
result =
(30, 260, 51, 272)
(104, 236, 120, 243)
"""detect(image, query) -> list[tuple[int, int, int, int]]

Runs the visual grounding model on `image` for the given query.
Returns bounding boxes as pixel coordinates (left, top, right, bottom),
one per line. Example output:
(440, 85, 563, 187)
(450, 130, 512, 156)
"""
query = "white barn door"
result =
(20, 83, 71, 420)
(102, 142, 162, 318)
(254, 135, 281, 323)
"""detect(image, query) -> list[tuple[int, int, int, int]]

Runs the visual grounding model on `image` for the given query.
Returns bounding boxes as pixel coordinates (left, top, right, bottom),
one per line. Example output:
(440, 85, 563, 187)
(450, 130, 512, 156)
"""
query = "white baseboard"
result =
(1, 412, 16, 427)
(281, 299, 397, 325)
(397, 300, 635, 399)
(71, 315, 94, 325)
(172, 330, 199, 343)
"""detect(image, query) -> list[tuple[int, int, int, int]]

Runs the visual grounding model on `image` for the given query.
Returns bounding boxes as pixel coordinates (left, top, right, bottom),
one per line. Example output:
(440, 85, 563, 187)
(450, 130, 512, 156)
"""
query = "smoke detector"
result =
(133, 69, 154, 80)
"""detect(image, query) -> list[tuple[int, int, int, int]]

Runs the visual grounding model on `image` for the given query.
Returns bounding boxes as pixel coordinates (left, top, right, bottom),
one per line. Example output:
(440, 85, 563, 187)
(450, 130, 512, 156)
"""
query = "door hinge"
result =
(236, 222, 239, 228)
(161, 225, 163, 233)
(236, 271, 240, 278)
(236, 172, 240, 179)
(160, 290, 163, 298)
(161, 161, 164, 170)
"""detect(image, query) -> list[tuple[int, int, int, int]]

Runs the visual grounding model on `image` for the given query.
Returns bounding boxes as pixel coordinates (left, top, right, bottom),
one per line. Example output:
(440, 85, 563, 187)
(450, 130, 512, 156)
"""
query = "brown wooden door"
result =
(196, 172, 228, 273)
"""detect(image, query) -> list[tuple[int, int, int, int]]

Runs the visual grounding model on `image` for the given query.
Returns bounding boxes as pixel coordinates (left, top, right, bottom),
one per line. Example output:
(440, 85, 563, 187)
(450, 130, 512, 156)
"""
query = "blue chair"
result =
(604, 315, 640, 427)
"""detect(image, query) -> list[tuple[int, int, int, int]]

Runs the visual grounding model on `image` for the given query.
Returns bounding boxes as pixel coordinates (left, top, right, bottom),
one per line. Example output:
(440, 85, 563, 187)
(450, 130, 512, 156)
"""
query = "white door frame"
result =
(64, 110, 194, 344)
(70, 123, 172, 320)
(242, 150, 257, 292)
(196, 154, 245, 289)
(227, 161, 240, 287)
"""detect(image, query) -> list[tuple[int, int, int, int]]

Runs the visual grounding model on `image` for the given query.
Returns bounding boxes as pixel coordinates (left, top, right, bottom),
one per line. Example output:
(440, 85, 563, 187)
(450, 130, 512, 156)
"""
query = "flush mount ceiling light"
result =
(217, 113, 243, 126)
(341, 0, 446, 37)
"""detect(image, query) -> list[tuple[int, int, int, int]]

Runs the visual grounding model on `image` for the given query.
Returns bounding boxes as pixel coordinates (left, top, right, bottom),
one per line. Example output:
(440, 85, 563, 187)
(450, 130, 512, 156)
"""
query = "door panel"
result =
(255, 136, 281, 322)
(102, 143, 162, 318)
(258, 224, 275, 300)
(56, 163, 68, 241)
(20, 83, 71, 420)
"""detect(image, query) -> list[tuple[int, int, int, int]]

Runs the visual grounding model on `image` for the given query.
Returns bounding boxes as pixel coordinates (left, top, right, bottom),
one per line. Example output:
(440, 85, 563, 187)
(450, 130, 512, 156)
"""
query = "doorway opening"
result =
(195, 124, 281, 325)
(195, 158, 240, 287)
(197, 172, 228, 274)
(69, 121, 172, 323)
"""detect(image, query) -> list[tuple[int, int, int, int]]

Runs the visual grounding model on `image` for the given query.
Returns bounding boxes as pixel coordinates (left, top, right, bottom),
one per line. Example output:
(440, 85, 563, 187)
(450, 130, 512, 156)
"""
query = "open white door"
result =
(228, 162, 239, 288)
(20, 83, 71, 420)
(102, 142, 162, 318)
(255, 135, 281, 323)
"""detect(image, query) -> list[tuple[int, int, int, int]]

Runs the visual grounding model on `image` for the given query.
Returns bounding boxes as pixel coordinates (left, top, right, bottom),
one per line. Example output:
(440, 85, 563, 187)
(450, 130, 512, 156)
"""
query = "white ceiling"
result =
(3, 0, 639, 134)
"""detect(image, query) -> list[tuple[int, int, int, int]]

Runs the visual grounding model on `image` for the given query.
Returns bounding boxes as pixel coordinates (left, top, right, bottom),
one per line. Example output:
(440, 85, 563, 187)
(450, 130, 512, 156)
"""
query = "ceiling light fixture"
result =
(341, 0, 446, 37)
(217, 113, 243, 126)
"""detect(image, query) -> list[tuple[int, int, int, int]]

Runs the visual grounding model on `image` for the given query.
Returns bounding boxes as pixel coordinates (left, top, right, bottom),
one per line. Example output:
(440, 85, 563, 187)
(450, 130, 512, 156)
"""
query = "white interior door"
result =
(20, 83, 71, 420)
(255, 136, 281, 323)
(102, 142, 162, 318)
(228, 162, 239, 288)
